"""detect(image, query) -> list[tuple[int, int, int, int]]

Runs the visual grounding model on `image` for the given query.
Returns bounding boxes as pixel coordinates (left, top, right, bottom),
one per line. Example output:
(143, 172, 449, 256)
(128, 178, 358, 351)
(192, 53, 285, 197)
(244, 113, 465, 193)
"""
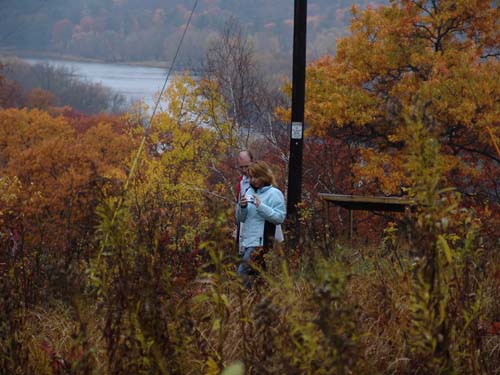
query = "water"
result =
(24, 58, 169, 108)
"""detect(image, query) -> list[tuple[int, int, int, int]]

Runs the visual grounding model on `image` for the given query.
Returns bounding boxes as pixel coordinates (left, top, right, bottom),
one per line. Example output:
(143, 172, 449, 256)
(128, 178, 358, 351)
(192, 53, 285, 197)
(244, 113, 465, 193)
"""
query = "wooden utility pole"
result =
(287, 0, 307, 243)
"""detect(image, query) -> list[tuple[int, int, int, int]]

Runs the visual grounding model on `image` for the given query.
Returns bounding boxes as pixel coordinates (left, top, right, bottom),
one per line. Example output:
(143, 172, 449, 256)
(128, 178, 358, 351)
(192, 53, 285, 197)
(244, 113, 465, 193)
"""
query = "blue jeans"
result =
(237, 246, 257, 289)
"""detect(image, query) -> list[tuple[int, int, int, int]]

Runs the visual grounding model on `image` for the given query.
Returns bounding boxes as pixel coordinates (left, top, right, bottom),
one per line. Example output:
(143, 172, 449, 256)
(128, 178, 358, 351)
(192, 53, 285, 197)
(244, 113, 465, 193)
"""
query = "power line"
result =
(148, 0, 199, 123)
(95, 0, 200, 262)
(123, 0, 199, 192)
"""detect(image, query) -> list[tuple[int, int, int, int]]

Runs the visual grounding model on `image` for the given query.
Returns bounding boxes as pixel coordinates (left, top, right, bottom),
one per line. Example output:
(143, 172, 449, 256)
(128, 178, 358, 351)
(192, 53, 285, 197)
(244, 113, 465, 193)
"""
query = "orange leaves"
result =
(415, 50, 500, 131)
(0, 108, 72, 167)
(81, 122, 135, 181)
(26, 88, 60, 110)
(0, 108, 137, 254)
(354, 148, 408, 195)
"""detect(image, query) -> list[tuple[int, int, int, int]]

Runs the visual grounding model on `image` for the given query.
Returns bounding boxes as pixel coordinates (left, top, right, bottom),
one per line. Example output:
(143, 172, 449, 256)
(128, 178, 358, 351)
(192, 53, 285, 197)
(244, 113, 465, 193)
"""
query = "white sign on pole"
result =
(291, 121, 303, 139)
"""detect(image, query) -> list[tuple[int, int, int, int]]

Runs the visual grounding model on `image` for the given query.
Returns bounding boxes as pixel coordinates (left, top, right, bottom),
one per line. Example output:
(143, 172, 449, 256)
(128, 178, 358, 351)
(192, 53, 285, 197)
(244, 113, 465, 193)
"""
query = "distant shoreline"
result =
(0, 48, 169, 69)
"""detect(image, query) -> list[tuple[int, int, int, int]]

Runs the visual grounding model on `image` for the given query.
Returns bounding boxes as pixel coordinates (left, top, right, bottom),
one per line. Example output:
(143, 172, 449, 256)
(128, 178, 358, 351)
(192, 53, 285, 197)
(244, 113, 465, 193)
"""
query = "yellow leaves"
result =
(205, 357, 219, 375)
(437, 235, 453, 264)
(0, 176, 21, 232)
(161, 72, 199, 124)
(308, 0, 499, 128)
(130, 74, 231, 244)
(274, 106, 290, 126)
(305, 61, 382, 135)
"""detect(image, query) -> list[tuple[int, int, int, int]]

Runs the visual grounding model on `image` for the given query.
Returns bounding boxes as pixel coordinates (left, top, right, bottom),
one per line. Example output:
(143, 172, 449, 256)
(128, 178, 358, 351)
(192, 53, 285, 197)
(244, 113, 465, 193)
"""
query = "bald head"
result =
(238, 150, 252, 163)
(237, 150, 253, 176)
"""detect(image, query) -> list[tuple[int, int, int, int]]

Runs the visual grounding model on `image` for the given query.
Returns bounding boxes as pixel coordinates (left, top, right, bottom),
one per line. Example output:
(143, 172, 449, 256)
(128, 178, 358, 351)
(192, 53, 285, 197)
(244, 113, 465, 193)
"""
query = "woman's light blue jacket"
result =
(235, 185, 286, 248)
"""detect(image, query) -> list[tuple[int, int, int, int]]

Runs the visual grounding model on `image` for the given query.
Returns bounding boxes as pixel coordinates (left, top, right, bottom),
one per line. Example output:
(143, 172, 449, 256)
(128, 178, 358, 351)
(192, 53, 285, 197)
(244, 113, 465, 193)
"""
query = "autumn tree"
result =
(303, 0, 499, 235)
(140, 73, 233, 232)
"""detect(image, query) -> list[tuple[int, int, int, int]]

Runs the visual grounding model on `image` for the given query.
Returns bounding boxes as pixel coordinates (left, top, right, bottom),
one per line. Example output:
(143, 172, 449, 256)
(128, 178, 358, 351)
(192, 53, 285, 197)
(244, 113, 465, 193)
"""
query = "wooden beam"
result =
(318, 193, 415, 213)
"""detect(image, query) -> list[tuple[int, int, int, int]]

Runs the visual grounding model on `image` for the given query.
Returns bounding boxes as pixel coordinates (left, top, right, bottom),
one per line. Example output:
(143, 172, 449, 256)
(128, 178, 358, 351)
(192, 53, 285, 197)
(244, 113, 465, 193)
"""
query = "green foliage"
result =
(220, 255, 364, 375)
(221, 362, 244, 375)
(0, 266, 29, 375)
(89, 197, 188, 374)
(403, 110, 486, 374)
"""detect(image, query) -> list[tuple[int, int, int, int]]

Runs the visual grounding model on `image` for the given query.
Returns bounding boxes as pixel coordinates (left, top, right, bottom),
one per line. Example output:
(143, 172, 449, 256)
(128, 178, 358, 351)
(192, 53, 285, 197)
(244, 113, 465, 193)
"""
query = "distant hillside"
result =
(0, 0, 385, 70)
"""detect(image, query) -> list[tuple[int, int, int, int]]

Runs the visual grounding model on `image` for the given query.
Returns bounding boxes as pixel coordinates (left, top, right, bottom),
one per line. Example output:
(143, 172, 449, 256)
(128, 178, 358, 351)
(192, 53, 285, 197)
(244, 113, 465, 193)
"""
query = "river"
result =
(24, 58, 169, 108)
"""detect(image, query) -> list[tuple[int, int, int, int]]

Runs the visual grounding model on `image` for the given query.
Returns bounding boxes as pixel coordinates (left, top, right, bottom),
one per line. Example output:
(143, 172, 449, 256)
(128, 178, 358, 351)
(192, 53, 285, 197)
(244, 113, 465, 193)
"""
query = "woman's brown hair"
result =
(248, 160, 277, 187)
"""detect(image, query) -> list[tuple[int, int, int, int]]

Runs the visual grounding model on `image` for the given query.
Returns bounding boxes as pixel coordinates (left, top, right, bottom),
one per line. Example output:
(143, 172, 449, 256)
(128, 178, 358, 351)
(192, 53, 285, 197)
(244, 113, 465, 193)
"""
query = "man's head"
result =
(237, 150, 253, 176)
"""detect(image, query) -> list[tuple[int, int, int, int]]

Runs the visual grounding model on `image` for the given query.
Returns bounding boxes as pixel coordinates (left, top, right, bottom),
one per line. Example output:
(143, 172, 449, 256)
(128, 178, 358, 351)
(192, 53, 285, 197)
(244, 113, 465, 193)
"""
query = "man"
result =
(236, 150, 253, 255)
(236, 150, 253, 198)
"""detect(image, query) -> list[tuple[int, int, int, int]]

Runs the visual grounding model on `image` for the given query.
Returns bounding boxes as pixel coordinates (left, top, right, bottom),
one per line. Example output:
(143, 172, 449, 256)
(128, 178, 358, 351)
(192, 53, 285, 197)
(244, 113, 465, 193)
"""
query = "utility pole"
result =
(287, 0, 307, 244)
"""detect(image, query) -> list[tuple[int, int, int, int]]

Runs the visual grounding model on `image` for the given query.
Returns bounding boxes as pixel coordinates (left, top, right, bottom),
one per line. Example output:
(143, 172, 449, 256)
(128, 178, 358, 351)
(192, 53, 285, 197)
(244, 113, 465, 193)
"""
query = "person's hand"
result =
(254, 194, 261, 207)
(240, 195, 248, 208)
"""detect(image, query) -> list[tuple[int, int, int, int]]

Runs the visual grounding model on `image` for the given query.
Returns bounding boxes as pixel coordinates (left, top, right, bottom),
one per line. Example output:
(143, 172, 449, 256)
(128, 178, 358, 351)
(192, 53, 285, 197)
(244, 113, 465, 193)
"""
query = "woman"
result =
(235, 160, 286, 287)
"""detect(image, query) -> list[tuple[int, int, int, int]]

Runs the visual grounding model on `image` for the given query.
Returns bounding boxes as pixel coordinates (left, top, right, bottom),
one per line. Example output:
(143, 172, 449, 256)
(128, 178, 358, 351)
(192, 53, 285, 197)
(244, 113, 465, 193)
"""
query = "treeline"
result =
(0, 0, 384, 69)
(0, 58, 128, 114)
